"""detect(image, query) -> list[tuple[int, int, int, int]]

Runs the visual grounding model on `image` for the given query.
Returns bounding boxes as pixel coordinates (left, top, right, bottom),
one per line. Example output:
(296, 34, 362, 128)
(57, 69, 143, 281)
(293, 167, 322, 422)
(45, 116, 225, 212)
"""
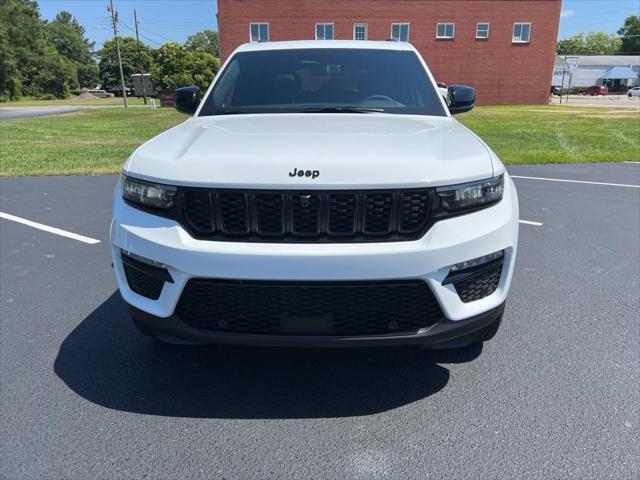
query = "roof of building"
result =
(560, 55, 640, 66)
(234, 40, 417, 54)
(602, 66, 639, 79)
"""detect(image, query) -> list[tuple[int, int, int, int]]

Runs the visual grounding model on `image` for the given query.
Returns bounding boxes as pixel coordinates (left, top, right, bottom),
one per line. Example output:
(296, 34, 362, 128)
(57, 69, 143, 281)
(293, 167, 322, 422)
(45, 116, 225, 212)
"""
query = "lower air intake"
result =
(175, 279, 444, 336)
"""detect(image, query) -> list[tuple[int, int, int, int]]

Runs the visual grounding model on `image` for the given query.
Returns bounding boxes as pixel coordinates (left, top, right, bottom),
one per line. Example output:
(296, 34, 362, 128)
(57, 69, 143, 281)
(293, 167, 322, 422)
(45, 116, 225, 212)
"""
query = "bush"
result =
(37, 93, 58, 100)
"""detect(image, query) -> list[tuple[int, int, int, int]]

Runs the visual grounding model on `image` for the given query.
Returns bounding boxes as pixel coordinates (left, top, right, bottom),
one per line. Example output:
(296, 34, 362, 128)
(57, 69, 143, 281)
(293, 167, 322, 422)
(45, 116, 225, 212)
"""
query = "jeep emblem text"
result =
(289, 168, 319, 179)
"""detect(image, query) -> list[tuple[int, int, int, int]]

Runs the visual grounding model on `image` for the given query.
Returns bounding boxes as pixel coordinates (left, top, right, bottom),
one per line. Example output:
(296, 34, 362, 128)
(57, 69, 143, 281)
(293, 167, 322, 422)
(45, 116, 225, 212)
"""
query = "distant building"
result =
(552, 55, 640, 91)
(217, 0, 562, 105)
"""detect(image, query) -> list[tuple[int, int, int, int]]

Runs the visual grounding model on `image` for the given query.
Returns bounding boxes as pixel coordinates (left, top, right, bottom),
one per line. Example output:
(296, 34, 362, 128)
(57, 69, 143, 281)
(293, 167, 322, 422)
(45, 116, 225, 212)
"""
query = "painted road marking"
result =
(0, 212, 101, 244)
(623, 161, 640, 164)
(511, 175, 640, 189)
(519, 219, 544, 226)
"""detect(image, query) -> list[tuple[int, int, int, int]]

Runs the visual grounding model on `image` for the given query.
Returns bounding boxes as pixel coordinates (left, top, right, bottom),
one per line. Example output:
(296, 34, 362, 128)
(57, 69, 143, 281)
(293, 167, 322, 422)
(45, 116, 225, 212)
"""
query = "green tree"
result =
(46, 11, 99, 88)
(97, 36, 155, 89)
(618, 15, 640, 54)
(151, 42, 219, 90)
(557, 32, 622, 55)
(185, 29, 219, 57)
(0, 0, 75, 99)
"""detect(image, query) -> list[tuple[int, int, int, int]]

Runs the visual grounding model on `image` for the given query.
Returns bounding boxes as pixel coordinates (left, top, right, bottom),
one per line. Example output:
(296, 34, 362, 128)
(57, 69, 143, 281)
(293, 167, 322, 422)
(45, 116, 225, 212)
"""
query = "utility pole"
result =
(133, 9, 148, 105)
(108, 0, 128, 107)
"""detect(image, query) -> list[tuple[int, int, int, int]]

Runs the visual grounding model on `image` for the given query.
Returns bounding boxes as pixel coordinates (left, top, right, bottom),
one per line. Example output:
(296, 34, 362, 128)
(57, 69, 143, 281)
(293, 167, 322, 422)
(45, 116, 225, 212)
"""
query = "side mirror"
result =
(448, 84, 475, 115)
(175, 86, 201, 115)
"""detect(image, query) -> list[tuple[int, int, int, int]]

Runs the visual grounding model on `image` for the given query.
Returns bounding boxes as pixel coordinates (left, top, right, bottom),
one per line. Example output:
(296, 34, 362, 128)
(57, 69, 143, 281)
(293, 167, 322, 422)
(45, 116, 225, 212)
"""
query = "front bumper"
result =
(129, 301, 505, 347)
(111, 175, 519, 337)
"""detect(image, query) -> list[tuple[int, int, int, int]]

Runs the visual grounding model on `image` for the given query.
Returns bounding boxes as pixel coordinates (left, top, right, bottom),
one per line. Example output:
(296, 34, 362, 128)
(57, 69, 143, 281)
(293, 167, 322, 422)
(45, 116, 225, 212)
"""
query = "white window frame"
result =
(249, 22, 269, 43)
(436, 23, 455, 39)
(512, 22, 531, 43)
(476, 23, 490, 39)
(315, 23, 334, 40)
(353, 23, 368, 41)
(391, 23, 410, 42)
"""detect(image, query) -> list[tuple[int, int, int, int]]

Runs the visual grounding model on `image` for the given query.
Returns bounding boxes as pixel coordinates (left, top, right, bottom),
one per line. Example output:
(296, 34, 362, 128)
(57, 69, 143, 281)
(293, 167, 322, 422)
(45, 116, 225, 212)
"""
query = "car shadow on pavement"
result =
(54, 292, 482, 419)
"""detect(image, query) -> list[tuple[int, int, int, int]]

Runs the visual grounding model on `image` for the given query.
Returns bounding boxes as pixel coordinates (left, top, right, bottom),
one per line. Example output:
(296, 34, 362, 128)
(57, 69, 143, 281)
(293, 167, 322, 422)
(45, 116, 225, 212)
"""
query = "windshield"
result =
(198, 48, 447, 117)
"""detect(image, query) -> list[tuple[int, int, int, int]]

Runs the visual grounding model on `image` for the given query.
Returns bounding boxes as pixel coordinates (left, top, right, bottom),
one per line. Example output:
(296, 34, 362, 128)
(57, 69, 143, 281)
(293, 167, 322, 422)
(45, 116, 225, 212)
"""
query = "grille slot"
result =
(219, 193, 249, 234)
(328, 193, 357, 235)
(400, 191, 430, 233)
(291, 193, 321, 236)
(176, 279, 443, 336)
(255, 193, 284, 235)
(184, 190, 213, 233)
(181, 188, 432, 242)
(364, 192, 394, 234)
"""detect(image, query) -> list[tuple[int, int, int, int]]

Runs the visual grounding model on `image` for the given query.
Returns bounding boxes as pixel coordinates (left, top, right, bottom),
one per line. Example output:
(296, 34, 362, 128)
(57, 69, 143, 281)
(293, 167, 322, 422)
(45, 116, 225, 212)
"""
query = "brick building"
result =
(217, 0, 562, 105)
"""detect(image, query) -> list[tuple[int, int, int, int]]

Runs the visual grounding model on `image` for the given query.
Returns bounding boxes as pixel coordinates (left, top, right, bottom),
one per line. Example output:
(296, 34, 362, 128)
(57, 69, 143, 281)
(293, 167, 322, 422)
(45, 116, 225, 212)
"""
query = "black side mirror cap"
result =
(448, 84, 475, 115)
(175, 86, 201, 115)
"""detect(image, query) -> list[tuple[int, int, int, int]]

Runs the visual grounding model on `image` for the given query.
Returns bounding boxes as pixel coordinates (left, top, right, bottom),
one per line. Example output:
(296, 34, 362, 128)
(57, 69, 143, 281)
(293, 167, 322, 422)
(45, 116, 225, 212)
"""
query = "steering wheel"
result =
(362, 94, 394, 102)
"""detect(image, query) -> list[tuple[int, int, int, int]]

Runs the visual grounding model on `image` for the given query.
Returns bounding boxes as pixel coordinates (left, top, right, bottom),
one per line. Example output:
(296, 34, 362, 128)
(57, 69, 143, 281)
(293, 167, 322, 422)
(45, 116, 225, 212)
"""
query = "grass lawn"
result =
(1, 104, 638, 176)
(459, 105, 640, 164)
(1, 108, 183, 176)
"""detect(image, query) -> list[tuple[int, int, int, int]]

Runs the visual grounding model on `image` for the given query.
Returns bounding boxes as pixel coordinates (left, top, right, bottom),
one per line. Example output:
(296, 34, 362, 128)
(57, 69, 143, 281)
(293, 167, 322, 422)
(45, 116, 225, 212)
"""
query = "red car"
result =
(583, 85, 608, 96)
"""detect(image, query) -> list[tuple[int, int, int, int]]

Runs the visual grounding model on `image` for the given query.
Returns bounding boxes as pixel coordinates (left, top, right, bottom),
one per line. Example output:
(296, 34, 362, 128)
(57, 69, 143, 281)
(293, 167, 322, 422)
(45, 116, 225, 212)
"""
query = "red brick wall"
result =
(217, 0, 561, 105)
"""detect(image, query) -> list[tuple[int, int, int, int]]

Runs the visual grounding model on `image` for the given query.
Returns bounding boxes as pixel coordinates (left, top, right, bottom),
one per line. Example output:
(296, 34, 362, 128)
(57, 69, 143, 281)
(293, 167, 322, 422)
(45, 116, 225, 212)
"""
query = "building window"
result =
(512, 22, 531, 43)
(476, 23, 490, 39)
(391, 23, 410, 42)
(436, 23, 455, 39)
(353, 23, 368, 40)
(249, 22, 269, 42)
(316, 23, 334, 40)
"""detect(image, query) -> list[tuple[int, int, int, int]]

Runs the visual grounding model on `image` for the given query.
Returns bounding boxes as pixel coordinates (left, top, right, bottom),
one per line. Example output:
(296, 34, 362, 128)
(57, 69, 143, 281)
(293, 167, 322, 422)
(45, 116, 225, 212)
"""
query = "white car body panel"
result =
(125, 114, 495, 189)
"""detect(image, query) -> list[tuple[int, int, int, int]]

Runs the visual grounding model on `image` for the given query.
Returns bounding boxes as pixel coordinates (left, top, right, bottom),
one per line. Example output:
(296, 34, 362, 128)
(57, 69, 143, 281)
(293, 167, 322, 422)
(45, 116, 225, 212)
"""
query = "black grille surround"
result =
(152, 187, 438, 243)
(121, 253, 173, 300)
(454, 262, 503, 303)
(175, 278, 444, 336)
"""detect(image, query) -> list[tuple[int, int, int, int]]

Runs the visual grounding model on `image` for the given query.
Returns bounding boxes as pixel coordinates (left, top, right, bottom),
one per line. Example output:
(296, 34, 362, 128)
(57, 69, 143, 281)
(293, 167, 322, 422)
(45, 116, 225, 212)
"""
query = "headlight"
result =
(122, 175, 177, 210)
(436, 175, 503, 212)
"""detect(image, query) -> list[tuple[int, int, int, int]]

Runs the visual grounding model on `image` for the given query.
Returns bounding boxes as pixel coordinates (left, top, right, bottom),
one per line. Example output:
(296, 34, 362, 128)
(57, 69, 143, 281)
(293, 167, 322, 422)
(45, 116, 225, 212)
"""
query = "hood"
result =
(125, 113, 495, 189)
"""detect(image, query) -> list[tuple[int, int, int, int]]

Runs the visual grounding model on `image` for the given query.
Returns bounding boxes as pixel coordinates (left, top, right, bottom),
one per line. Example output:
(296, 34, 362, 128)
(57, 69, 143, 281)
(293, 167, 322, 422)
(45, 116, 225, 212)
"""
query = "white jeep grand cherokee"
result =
(111, 40, 519, 348)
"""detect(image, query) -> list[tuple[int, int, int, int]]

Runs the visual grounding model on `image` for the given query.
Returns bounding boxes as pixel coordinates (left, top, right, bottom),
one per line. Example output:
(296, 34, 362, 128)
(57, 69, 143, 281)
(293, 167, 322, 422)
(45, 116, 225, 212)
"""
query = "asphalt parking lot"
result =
(1, 163, 639, 479)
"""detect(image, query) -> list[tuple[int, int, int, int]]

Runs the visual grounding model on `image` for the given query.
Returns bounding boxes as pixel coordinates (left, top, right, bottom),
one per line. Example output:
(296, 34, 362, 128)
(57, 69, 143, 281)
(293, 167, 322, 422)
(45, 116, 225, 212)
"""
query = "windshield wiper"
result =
(299, 106, 385, 114)
(209, 111, 252, 116)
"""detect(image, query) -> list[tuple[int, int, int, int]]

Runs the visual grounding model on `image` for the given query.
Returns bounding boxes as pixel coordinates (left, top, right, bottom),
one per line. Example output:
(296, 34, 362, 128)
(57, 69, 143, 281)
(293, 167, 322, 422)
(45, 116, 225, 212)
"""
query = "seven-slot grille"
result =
(181, 188, 431, 242)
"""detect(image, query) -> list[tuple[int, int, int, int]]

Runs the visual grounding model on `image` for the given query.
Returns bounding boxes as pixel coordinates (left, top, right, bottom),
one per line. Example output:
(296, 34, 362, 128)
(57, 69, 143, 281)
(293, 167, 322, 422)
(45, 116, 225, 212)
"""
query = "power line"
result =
(118, 20, 164, 46)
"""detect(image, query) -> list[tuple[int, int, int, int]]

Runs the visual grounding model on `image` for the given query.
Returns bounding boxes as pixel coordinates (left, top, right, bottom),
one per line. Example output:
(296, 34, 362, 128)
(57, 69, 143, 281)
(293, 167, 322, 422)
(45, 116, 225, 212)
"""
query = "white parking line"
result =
(511, 175, 640, 189)
(0, 212, 101, 244)
(519, 219, 543, 226)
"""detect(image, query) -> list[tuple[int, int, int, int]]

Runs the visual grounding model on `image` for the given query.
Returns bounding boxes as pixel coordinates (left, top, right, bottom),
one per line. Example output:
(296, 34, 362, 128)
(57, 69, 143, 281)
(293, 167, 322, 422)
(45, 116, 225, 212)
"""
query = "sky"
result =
(37, 0, 219, 50)
(36, 0, 640, 50)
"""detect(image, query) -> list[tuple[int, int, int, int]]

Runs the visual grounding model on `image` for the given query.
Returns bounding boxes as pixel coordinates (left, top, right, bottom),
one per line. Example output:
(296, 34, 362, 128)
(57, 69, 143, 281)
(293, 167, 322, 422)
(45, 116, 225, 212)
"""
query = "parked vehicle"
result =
(106, 85, 131, 97)
(112, 40, 519, 349)
(582, 85, 608, 96)
(628, 87, 640, 98)
(87, 89, 113, 98)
